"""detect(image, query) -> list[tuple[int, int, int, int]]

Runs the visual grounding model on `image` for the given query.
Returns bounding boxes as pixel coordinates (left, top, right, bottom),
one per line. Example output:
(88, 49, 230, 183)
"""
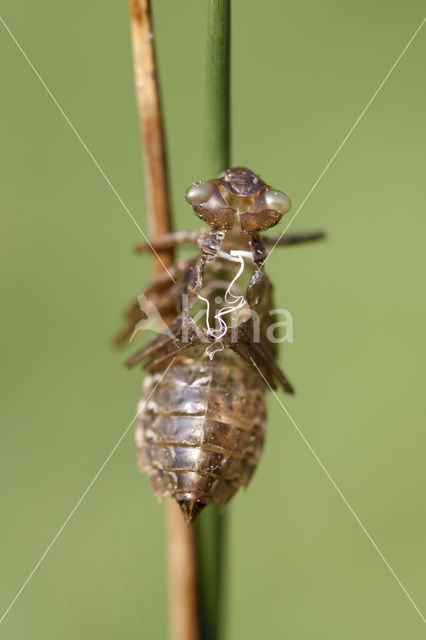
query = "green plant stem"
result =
(205, 0, 231, 175)
(195, 2, 231, 639)
(195, 504, 225, 640)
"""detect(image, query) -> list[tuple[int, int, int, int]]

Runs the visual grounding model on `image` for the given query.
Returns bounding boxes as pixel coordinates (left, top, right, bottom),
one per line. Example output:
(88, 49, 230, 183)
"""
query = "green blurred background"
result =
(0, 1, 425, 638)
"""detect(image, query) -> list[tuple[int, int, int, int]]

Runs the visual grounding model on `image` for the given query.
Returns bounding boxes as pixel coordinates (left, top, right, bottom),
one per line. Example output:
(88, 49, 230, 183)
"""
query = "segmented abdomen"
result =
(135, 346, 267, 521)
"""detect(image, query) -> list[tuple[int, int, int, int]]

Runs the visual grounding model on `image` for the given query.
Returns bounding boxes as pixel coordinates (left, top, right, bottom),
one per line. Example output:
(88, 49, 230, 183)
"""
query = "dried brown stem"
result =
(129, 0, 174, 275)
(168, 502, 200, 640)
(128, 2, 200, 639)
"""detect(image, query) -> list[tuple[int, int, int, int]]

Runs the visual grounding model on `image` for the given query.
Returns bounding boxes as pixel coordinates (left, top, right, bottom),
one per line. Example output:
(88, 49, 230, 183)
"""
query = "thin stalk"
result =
(128, 2, 199, 640)
(129, 0, 174, 274)
(205, 0, 231, 175)
(195, 2, 231, 639)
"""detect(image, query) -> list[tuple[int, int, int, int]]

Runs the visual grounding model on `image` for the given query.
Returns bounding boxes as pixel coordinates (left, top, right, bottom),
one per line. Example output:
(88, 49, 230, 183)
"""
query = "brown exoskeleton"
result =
(118, 167, 323, 522)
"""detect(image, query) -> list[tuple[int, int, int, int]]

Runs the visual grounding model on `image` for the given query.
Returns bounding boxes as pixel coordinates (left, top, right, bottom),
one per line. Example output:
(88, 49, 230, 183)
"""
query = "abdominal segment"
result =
(135, 348, 267, 522)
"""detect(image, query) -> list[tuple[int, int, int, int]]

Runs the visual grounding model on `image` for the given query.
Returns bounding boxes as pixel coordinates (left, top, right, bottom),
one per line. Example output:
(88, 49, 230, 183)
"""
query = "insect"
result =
(118, 167, 323, 522)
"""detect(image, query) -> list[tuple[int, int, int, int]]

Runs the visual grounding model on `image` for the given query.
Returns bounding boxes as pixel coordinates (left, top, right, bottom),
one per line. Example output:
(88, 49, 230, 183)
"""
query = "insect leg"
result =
(225, 322, 294, 394)
(134, 230, 200, 253)
(235, 235, 295, 392)
(224, 330, 276, 389)
(184, 229, 226, 309)
(124, 316, 205, 369)
(249, 335, 295, 394)
(264, 231, 325, 246)
(124, 317, 183, 367)
(144, 319, 205, 371)
(245, 234, 269, 310)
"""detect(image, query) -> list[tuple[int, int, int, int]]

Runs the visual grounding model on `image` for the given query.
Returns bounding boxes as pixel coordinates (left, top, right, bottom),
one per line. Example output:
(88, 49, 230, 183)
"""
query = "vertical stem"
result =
(168, 503, 199, 640)
(196, 3, 231, 639)
(129, 0, 174, 275)
(128, 2, 199, 640)
(205, 0, 231, 176)
(195, 505, 225, 640)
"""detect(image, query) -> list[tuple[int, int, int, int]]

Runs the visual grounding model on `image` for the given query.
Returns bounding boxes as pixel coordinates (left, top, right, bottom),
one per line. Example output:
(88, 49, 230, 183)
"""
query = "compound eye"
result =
(185, 179, 236, 230)
(264, 189, 292, 214)
(185, 181, 216, 206)
(239, 187, 292, 234)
